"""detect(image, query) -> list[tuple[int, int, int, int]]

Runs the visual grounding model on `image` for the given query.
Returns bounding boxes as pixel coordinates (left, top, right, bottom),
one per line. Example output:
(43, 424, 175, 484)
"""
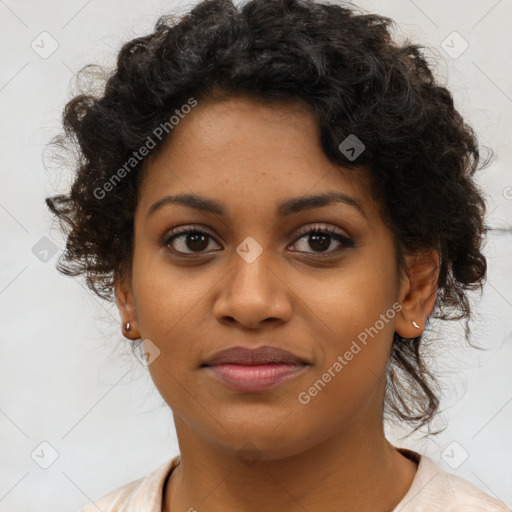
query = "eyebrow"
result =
(146, 191, 367, 219)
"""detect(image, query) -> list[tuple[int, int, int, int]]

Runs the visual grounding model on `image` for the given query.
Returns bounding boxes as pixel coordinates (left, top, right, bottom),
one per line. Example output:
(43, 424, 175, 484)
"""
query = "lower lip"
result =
(204, 363, 308, 392)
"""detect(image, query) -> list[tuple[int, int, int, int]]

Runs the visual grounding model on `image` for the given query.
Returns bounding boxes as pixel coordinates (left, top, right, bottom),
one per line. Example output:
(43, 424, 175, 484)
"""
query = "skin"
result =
(114, 94, 439, 512)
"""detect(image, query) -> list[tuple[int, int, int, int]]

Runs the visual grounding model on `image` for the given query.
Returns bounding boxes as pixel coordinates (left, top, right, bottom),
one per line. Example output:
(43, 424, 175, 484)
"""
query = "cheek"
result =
(295, 252, 397, 339)
(131, 242, 205, 339)
(297, 302, 395, 431)
(295, 251, 397, 391)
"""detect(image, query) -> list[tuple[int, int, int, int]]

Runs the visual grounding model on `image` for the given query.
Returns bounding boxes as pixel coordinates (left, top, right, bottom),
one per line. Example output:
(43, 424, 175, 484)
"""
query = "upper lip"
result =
(202, 345, 309, 366)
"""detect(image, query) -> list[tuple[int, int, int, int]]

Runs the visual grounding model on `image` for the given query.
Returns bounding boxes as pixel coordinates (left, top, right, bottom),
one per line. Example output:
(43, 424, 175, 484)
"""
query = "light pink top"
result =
(77, 448, 510, 511)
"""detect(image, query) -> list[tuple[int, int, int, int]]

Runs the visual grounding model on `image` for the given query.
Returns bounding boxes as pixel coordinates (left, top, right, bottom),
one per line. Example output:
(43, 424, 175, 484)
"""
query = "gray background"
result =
(1, 0, 511, 510)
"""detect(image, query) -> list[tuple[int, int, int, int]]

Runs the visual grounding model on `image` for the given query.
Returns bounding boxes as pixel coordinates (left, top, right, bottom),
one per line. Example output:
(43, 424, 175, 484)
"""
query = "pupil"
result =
(187, 233, 208, 251)
(309, 233, 330, 252)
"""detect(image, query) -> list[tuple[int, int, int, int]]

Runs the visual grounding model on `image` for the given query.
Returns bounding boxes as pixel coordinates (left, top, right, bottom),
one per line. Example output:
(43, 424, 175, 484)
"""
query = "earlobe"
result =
(395, 248, 440, 339)
(114, 269, 140, 339)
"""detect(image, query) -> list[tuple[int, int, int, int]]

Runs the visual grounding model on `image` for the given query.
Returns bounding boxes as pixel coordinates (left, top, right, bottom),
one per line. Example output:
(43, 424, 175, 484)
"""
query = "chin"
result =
(204, 416, 316, 462)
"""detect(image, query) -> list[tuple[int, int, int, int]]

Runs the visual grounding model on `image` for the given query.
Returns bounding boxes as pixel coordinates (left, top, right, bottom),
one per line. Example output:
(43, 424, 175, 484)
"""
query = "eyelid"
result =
(287, 223, 355, 257)
(291, 222, 349, 240)
(161, 223, 221, 247)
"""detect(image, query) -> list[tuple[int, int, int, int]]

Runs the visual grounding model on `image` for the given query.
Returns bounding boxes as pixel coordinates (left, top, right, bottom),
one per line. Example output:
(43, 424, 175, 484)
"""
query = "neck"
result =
(163, 417, 418, 512)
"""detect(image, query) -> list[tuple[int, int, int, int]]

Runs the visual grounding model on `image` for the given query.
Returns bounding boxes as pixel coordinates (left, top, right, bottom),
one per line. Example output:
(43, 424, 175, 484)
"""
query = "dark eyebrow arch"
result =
(146, 191, 366, 219)
(277, 192, 366, 218)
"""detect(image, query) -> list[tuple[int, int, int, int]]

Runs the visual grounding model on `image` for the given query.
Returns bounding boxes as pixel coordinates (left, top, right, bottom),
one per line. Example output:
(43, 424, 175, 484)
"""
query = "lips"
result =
(201, 345, 309, 367)
(201, 345, 310, 392)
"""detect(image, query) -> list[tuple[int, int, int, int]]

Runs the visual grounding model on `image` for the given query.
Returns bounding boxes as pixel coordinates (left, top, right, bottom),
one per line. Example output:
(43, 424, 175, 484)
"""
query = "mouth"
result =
(201, 345, 310, 392)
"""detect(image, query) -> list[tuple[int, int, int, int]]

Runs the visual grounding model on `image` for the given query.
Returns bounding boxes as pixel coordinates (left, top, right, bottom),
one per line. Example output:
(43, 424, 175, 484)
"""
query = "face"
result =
(115, 94, 428, 460)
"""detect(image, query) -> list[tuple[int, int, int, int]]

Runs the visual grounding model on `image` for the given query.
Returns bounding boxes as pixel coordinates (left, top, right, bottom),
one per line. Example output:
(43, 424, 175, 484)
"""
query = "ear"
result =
(395, 248, 440, 339)
(114, 266, 140, 339)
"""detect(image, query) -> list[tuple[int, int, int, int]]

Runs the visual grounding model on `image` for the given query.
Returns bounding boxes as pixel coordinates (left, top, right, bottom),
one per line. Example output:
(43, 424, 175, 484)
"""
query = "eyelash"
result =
(161, 223, 355, 258)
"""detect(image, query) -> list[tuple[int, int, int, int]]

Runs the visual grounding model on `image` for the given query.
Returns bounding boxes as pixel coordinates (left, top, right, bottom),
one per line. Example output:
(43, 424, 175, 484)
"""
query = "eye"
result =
(289, 223, 355, 257)
(161, 223, 355, 257)
(161, 225, 221, 256)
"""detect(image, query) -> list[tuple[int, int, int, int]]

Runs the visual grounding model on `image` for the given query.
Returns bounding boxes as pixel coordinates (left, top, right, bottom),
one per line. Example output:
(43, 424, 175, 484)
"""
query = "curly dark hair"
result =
(45, 0, 492, 432)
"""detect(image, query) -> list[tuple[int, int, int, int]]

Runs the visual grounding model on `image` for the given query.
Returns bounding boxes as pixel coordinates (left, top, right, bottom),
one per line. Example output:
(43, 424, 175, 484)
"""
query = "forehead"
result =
(137, 94, 375, 217)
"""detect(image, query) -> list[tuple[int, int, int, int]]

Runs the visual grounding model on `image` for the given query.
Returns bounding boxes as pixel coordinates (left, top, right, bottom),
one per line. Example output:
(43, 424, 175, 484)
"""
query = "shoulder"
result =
(78, 478, 141, 512)
(76, 456, 180, 512)
(394, 450, 510, 512)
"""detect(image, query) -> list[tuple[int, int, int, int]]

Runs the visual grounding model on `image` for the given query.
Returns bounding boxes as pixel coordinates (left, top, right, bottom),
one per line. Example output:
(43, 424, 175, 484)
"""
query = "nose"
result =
(213, 249, 293, 330)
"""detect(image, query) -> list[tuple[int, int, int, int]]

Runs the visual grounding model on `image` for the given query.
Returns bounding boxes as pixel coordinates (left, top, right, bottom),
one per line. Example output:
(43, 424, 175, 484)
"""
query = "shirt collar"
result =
(117, 455, 181, 511)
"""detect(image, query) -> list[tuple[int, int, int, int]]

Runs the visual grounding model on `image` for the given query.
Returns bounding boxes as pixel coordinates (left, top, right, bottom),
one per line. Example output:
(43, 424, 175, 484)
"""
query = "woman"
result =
(45, 0, 509, 510)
